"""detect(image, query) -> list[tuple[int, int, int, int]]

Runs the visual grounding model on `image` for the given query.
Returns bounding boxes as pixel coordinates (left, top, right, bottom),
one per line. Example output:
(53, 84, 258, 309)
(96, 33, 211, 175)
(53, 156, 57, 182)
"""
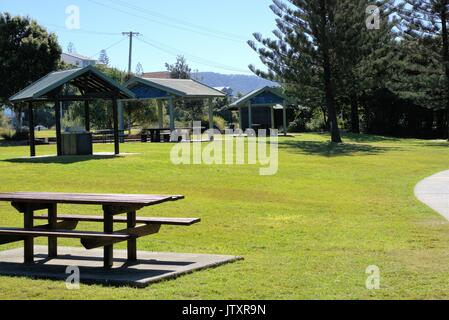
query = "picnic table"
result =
(0, 192, 200, 268)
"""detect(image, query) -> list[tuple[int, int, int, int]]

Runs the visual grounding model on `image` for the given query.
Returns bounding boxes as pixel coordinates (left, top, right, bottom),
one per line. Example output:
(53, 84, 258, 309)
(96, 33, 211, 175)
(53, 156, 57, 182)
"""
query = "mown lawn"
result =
(0, 133, 449, 300)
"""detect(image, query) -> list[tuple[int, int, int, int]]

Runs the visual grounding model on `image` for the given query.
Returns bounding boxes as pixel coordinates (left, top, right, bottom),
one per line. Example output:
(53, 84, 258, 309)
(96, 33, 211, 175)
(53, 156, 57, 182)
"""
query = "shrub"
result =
(1, 129, 29, 141)
(201, 115, 227, 132)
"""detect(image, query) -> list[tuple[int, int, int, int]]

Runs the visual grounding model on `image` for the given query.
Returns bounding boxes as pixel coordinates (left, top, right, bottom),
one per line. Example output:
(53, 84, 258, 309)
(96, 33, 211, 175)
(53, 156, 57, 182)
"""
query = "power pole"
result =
(122, 31, 140, 74)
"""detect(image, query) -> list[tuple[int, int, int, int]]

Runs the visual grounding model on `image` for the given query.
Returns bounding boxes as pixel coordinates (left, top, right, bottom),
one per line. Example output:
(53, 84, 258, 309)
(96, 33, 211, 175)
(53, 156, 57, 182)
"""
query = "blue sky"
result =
(1, 0, 276, 74)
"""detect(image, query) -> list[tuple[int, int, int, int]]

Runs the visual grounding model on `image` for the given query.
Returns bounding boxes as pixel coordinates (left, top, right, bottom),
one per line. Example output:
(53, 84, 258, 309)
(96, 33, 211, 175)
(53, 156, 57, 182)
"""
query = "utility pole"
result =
(121, 31, 140, 140)
(122, 31, 140, 74)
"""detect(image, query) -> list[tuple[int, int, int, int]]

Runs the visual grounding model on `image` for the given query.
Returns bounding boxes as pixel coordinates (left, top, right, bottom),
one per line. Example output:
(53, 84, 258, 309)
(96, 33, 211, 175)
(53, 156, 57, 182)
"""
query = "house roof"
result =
(9, 65, 135, 103)
(141, 71, 171, 79)
(125, 76, 226, 99)
(62, 52, 97, 61)
(227, 86, 286, 109)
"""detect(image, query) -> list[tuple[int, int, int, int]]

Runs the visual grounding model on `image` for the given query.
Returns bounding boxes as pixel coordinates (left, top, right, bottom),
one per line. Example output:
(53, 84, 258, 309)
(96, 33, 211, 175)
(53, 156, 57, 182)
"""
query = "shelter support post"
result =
(271, 106, 275, 130)
(282, 105, 287, 136)
(239, 107, 243, 130)
(248, 102, 253, 131)
(55, 100, 62, 156)
(208, 98, 214, 141)
(84, 100, 90, 132)
(28, 102, 35, 157)
(157, 100, 164, 129)
(118, 100, 124, 143)
(112, 97, 120, 155)
(169, 97, 175, 131)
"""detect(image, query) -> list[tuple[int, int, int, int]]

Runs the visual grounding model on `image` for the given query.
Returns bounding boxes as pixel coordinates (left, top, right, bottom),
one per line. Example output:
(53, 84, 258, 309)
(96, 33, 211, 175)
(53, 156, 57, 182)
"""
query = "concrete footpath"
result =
(415, 170, 449, 221)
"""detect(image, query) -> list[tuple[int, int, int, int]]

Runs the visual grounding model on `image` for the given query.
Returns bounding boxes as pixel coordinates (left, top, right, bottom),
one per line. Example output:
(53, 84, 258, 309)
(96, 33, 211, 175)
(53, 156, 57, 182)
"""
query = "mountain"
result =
(195, 72, 278, 95)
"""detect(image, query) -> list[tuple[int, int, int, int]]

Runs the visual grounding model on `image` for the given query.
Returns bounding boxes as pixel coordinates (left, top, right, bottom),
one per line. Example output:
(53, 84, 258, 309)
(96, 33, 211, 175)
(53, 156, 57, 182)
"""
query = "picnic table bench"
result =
(0, 192, 200, 268)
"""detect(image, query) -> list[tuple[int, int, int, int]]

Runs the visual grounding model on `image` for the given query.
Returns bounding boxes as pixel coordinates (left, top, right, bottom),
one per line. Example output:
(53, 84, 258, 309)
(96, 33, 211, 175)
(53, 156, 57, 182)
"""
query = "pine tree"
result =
(165, 55, 191, 79)
(394, 0, 449, 139)
(67, 42, 75, 53)
(135, 62, 144, 76)
(248, 0, 342, 142)
(98, 49, 110, 66)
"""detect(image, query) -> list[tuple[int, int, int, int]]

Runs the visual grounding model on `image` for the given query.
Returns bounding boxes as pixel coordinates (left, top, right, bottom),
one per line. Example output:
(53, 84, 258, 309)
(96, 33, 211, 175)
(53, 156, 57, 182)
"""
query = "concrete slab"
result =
(415, 170, 449, 220)
(0, 246, 242, 288)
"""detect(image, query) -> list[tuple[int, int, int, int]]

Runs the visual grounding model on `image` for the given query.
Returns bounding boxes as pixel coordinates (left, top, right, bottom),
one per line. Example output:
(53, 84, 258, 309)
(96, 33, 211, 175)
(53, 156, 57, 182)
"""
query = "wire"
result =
(88, 37, 127, 59)
(86, 0, 247, 43)
(107, 0, 248, 41)
(137, 36, 252, 74)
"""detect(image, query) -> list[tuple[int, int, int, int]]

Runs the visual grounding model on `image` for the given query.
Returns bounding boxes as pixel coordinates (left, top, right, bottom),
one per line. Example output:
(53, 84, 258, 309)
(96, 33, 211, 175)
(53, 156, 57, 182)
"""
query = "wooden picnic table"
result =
(0, 192, 200, 268)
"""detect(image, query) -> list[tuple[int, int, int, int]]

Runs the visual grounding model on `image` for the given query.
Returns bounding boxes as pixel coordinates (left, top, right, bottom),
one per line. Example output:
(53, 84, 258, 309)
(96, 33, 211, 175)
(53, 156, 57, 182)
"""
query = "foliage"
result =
(165, 55, 191, 79)
(98, 49, 110, 66)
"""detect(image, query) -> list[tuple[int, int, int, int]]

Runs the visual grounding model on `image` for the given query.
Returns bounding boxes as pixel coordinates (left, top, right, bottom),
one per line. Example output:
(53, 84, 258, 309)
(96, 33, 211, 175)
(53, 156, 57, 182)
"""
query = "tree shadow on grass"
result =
(1, 154, 118, 165)
(279, 140, 391, 157)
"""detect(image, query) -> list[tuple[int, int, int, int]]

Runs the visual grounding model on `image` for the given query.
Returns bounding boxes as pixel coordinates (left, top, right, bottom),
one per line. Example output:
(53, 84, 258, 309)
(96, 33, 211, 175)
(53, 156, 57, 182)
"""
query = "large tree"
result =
(0, 13, 61, 129)
(249, 0, 342, 142)
(394, 0, 449, 139)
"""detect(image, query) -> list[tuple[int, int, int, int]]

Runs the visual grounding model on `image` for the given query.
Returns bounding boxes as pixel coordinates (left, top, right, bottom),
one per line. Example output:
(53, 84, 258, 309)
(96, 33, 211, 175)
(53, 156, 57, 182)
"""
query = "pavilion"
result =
(226, 86, 292, 135)
(124, 77, 226, 133)
(9, 66, 135, 157)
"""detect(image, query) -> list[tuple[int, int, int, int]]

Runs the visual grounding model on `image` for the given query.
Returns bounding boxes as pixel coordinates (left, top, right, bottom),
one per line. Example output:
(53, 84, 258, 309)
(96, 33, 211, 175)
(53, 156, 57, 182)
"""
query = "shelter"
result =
(124, 77, 226, 132)
(226, 86, 292, 134)
(9, 66, 134, 157)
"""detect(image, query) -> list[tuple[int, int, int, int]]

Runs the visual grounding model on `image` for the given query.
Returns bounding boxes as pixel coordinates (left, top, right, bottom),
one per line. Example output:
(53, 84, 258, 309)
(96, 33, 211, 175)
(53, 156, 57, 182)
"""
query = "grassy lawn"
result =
(0, 133, 449, 299)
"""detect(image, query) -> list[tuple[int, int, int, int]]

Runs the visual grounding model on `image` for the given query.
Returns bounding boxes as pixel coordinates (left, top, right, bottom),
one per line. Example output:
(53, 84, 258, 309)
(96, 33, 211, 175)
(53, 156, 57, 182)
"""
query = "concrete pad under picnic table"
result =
(0, 246, 242, 288)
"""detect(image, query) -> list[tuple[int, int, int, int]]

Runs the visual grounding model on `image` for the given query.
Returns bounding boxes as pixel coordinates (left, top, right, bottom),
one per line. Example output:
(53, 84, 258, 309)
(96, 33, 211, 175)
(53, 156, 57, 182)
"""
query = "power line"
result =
(86, 0, 247, 43)
(89, 37, 127, 59)
(107, 0, 248, 41)
(136, 36, 252, 74)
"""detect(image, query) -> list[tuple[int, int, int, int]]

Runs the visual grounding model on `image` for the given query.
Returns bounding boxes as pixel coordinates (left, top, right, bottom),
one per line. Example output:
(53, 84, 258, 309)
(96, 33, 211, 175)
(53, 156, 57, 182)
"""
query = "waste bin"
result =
(61, 132, 93, 156)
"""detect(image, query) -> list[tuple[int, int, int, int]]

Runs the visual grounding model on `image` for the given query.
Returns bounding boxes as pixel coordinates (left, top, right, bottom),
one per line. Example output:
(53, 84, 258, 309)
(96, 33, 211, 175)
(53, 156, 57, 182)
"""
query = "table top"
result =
(0, 192, 184, 206)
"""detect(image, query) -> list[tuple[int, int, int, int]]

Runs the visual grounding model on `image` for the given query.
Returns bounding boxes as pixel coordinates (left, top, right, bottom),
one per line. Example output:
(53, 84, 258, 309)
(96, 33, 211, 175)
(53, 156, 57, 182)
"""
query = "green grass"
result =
(0, 133, 449, 299)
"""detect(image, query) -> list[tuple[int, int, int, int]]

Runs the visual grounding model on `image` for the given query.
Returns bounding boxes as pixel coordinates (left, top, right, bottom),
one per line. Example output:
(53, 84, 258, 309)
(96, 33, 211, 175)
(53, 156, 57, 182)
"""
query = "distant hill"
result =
(195, 72, 278, 95)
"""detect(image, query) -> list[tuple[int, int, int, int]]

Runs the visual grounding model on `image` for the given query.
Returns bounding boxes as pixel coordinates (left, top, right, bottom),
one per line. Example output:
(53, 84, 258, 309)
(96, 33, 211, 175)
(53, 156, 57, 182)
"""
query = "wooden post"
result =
(168, 97, 175, 131)
(271, 106, 276, 130)
(84, 100, 90, 132)
(282, 105, 287, 136)
(28, 102, 36, 157)
(157, 100, 164, 129)
(48, 204, 57, 258)
(103, 206, 113, 269)
(112, 97, 120, 155)
(24, 204, 34, 264)
(208, 98, 214, 141)
(248, 102, 253, 131)
(55, 100, 62, 156)
(127, 211, 137, 261)
(118, 100, 125, 143)
(239, 107, 243, 130)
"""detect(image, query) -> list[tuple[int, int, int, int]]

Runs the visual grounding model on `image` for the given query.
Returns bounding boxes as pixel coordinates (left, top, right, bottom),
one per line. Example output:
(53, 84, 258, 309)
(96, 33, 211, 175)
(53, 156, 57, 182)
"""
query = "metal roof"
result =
(228, 86, 285, 109)
(125, 76, 226, 99)
(9, 65, 135, 103)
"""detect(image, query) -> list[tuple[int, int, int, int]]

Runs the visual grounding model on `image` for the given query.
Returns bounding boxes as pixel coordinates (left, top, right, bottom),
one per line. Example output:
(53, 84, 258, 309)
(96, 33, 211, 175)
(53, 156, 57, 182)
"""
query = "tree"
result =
(394, 0, 449, 139)
(248, 0, 342, 142)
(135, 62, 144, 76)
(98, 49, 110, 66)
(165, 55, 191, 79)
(67, 42, 75, 53)
(0, 13, 62, 130)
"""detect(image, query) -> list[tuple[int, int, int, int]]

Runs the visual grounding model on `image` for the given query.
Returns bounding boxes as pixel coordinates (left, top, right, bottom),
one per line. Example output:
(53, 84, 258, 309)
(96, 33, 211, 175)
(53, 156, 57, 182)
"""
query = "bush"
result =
(1, 129, 29, 141)
(305, 109, 327, 132)
(201, 115, 227, 132)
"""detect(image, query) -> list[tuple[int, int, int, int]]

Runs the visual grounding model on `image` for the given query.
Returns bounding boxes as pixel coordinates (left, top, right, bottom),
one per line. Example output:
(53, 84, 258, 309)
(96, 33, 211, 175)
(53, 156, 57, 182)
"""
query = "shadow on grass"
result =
(1, 154, 118, 165)
(279, 140, 390, 157)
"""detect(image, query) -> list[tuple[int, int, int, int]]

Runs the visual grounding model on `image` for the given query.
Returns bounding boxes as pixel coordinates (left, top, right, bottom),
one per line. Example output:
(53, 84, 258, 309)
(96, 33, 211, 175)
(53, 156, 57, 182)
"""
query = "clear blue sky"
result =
(1, 0, 276, 74)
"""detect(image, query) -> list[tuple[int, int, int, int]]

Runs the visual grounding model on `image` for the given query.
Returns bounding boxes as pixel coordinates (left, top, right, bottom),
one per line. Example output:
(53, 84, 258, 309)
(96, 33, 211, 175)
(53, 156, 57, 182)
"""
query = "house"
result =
(214, 86, 234, 98)
(61, 52, 97, 68)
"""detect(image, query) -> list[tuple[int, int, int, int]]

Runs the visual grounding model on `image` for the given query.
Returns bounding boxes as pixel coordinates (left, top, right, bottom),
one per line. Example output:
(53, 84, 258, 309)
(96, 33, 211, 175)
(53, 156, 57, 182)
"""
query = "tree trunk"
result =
(350, 96, 360, 134)
(320, 0, 342, 143)
(441, 5, 449, 141)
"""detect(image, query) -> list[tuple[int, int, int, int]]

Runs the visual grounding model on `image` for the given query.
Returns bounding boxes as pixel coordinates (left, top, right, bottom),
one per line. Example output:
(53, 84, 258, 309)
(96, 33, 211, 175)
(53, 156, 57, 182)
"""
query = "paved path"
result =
(415, 170, 449, 221)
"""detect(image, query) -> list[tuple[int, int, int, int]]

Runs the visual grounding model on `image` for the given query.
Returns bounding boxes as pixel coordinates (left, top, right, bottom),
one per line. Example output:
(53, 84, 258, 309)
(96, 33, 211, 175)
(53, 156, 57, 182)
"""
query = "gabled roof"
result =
(9, 65, 135, 102)
(125, 76, 226, 99)
(229, 86, 285, 109)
